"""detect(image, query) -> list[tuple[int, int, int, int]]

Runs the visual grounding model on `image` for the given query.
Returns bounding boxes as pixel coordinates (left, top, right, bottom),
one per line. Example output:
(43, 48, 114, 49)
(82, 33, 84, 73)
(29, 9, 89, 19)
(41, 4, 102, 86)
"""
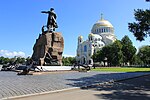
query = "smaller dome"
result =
(88, 33, 94, 36)
(78, 35, 83, 39)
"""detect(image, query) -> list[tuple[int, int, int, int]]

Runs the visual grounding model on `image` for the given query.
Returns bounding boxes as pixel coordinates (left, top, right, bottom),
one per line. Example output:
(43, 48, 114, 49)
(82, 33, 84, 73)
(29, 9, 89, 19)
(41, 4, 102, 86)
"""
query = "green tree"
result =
(92, 51, 101, 62)
(62, 56, 75, 66)
(111, 40, 123, 66)
(3, 57, 10, 64)
(121, 35, 137, 65)
(128, 9, 150, 41)
(62, 57, 69, 66)
(0, 56, 5, 64)
(130, 54, 143, 65)
(0, 56, 28, 65)
(67, 57, 76, 65)
(93, 40, 123, 66)
(137, 45, 150, 66)
(16, 57, 26, 64)
(9, 57, 17, 65)
(93, 44, 113, 66)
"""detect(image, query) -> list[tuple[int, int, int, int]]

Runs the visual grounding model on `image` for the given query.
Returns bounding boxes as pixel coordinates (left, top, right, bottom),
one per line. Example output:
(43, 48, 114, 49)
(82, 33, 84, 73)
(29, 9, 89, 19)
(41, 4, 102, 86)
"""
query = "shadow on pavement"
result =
(66, 72, 150, 100)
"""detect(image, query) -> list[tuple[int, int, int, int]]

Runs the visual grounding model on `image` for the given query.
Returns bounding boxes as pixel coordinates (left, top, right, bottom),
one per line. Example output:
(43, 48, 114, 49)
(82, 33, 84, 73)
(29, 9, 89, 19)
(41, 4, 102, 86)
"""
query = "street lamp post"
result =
(93, 40, 97, 69)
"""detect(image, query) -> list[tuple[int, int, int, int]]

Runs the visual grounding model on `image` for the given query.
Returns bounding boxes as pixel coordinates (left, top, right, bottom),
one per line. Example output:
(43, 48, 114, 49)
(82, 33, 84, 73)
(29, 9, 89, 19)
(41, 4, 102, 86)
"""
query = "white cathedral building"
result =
(76, 15, 116, 65)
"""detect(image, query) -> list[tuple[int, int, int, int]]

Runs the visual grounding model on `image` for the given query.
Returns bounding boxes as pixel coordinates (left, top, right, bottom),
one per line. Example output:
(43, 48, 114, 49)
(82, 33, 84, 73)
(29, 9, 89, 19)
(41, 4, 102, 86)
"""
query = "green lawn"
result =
(92, 67, 150, 72)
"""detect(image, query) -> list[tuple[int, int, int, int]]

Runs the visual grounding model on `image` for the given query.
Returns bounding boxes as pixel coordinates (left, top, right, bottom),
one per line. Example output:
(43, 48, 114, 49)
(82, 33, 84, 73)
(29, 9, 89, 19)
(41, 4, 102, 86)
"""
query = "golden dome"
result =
(95, 19, 113, 27)
(96, 14, 113, 27)
(91, 14, 114, 34)
(88, 33, 94, 36)
(78, 35, 83, 39)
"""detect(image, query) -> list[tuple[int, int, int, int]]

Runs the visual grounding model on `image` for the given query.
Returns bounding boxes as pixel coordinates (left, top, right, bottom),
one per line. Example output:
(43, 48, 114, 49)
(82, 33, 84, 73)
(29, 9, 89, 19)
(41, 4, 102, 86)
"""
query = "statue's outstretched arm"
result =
(41, 11, 49, 13)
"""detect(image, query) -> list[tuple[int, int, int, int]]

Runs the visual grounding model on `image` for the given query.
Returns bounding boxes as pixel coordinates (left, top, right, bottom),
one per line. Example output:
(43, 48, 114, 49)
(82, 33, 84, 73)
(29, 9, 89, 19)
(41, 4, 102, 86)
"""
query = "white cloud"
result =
(63, 54, 75, 57)
(0, 50, 26, 58)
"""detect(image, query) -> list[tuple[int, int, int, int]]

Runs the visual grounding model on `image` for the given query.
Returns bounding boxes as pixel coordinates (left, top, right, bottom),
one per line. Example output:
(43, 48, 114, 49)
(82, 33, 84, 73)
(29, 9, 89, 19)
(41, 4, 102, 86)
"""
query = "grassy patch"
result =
(92, 67, 150, 72)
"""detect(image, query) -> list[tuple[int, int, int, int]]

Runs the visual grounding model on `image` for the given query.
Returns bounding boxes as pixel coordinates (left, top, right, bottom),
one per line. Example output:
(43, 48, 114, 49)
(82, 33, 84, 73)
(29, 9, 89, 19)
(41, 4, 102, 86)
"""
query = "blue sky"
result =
(0, 0, 149, 58)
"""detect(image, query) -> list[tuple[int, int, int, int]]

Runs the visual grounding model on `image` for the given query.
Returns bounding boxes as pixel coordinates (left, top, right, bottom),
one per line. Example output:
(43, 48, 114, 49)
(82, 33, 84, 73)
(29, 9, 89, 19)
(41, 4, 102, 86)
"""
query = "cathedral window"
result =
(89, 36, 93, 41)
(106, 28, 108, 32)
(84, 45, 87, 52)
(89, 60, 91, 64)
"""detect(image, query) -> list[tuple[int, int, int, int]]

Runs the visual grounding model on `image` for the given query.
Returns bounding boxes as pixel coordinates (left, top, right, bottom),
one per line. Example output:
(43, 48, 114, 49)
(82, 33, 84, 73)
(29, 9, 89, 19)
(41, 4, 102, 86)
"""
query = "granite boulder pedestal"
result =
(32, 31, 64, 66)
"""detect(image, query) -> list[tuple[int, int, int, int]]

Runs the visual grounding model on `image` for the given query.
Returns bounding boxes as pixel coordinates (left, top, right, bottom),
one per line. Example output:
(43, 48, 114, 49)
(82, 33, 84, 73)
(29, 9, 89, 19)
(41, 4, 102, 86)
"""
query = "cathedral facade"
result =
(76, 16, 116, 65)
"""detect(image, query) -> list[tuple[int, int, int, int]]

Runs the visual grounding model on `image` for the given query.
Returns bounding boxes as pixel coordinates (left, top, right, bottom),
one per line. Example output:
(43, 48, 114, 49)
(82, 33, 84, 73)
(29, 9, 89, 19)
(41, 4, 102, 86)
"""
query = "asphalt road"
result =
(12, 74, 150, 100)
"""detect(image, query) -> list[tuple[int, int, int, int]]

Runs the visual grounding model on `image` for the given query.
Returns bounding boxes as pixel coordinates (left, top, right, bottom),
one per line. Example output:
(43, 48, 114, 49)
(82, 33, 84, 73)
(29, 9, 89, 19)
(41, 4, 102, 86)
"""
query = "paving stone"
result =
(0, 71, 149, 99)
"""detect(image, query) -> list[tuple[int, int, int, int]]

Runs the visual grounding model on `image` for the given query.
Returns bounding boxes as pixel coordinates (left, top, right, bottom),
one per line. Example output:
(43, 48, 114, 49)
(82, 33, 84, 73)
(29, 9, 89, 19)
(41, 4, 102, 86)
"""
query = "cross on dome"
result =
(101, 13, 104, 20)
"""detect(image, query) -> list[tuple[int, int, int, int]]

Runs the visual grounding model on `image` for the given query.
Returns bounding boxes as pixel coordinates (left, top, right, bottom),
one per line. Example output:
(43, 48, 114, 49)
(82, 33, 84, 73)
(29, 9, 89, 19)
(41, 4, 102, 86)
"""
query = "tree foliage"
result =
(111, 40, 123, 66)
(0, 56, 27, 65)
(92, 36, 144, 67)
(121, 35, 137, 64)
(130, 54, 143, 65)
(93, 40, 123, 66)
(0, 57, 10, 64)
(128, 9, 150, 41)
(137, 45, 150, 65)
(62, 56, 76, 66)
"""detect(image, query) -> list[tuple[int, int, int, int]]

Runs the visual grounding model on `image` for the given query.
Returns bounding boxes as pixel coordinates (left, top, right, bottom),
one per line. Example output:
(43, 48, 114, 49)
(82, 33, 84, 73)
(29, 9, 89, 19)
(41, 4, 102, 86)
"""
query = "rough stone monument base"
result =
(32, 31, 64, 66)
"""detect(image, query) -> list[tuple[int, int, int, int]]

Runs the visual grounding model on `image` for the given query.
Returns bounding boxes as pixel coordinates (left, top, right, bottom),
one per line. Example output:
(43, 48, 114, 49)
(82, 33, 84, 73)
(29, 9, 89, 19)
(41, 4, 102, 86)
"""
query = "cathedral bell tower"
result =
(78, 36, 83, 44)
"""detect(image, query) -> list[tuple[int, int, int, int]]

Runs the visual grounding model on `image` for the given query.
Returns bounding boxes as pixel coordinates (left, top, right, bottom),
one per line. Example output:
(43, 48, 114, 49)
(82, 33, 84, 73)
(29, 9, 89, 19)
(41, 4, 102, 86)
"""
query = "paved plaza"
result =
(0, 71, 149, 99)
(12, 74, 150, 100)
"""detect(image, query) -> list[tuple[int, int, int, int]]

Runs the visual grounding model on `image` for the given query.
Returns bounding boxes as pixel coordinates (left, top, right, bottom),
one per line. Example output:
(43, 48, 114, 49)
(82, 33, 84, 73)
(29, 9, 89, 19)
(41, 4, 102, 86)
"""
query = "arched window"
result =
(95, 38, 97, 41)
(84, 45, 87, 52)
(80, 40, 81, 42)
(89, 60, 91, 64)
(89, 36, 91, 41)
(102, 28, 104, 32)
(100, 28, 102, 33)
